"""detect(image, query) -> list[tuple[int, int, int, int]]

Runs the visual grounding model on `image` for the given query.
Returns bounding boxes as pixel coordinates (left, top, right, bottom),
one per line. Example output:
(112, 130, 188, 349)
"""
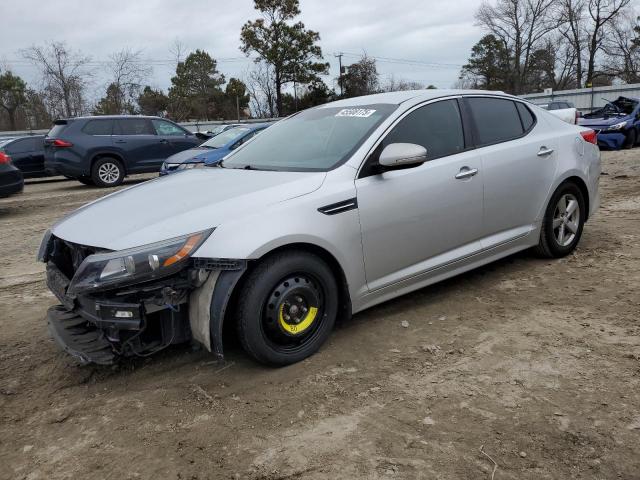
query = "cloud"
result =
(0, 0, 483, 95)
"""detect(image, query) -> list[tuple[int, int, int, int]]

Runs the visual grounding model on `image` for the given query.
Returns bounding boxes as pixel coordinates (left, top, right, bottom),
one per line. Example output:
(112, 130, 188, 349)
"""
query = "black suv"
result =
(44, 116, 203, 187)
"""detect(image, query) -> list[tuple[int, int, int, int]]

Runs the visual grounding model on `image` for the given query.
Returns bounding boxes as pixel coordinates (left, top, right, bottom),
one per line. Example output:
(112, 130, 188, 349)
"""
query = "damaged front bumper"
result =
(42, 234, 246, 365)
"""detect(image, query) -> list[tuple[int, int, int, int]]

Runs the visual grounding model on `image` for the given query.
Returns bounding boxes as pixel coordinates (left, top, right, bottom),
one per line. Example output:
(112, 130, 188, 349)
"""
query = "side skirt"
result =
(353, 231, 537, 314)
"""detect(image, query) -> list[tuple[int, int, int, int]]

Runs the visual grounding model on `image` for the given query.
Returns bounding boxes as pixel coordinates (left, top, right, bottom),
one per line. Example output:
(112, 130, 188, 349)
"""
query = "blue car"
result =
(160, 123, 270, 175)
(579, 96, 640, 149)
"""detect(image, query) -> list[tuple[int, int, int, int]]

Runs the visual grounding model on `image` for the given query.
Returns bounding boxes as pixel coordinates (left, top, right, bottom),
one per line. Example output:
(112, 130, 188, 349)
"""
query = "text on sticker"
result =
(335, 109, 377, 118)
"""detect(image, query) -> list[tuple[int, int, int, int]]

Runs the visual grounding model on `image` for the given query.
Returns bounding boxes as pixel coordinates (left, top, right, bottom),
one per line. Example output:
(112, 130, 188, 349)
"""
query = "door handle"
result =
(537, 147, 554, 157)
(114, 140, 127, 144)
(455, 167, 478, 180)
(160, 139, 169, 144)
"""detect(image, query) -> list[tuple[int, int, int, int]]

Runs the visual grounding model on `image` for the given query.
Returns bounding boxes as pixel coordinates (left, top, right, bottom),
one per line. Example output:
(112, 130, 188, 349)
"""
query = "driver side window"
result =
(360, 99, 465, 177)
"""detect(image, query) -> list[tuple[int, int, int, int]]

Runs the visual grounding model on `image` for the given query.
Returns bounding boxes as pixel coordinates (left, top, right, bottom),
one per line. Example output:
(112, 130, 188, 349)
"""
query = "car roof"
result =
(0, 134, 45, 143)
(59, 115, 167, 122)
(318, 89, 512, 108)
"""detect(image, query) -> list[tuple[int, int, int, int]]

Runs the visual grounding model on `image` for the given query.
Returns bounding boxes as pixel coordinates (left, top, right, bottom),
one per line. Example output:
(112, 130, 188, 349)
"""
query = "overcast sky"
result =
(0, 0, 483, 97)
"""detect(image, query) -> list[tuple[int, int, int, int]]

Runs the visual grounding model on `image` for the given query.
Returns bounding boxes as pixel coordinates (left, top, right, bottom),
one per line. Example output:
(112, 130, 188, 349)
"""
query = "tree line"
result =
(459, 0, 640, 94)
(0, 0, 438, 131)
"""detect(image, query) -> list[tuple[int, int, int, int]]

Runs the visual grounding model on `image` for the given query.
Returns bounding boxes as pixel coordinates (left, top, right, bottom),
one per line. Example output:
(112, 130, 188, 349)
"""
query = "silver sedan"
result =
(40, 90, 600, 366)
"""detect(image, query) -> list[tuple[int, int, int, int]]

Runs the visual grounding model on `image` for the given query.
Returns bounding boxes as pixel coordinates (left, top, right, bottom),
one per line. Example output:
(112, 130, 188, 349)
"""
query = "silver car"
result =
(39, 90, 601, 366)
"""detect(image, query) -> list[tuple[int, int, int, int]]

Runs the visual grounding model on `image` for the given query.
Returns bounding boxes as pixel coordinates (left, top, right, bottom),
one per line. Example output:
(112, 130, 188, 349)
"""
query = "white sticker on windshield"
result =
(335, 108, 376, 118)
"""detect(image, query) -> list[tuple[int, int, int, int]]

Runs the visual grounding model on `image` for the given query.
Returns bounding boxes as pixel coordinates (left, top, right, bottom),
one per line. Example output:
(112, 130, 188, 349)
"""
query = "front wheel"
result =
(91, 157, 124, 188)
(624, 129, 637, 149)
(535, 182, 586, 258)
(235, 251, 339, 366)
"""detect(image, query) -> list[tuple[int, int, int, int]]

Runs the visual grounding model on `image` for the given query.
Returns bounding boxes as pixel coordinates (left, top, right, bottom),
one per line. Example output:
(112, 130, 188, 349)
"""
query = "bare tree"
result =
(476, 0, 558, 93)
(21, 41, 92, 118)
(602, 12, 640, 83)
(382, 75, 424, 92)
(584, 0, 633, 85)
(103, 48, 152, 114)
(246, 61, 277, 118)
(557, 0, 586, 86)
(169, 39, 187, 68)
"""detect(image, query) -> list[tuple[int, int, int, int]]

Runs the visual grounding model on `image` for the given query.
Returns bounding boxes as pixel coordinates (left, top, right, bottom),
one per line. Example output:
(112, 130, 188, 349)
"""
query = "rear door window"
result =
(115, 118, 156, 135)
(47, 123, 68, 138)
(466, 97, 525, 146)
(82, 119, 114, 135)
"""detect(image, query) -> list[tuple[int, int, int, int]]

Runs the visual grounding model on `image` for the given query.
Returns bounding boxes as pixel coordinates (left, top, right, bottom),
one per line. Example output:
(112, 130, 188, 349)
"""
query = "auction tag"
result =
(335, 108, 376, 118)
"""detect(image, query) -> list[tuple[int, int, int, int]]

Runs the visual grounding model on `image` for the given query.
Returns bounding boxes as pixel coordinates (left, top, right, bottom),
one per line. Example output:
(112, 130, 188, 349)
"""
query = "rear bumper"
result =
(0, 169, 24, 198)
(44, 153, 88, 178)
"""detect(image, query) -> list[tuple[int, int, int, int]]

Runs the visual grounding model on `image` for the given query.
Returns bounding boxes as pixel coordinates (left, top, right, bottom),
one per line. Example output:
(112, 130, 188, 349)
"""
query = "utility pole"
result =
(335, 53, 344, 97)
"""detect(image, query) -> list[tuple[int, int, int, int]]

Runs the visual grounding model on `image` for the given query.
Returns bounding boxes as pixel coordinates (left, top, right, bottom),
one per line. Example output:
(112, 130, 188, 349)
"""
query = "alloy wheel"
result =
(552, 193, 580, 247)
(97, 162, 121, 184)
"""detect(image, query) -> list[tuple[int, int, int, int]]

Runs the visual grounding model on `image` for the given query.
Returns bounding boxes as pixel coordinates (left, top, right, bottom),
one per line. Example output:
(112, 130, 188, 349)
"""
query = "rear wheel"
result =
(91, 157, 124, 188)
(235, 251, 338, 366)
(535, 182, 586, 258)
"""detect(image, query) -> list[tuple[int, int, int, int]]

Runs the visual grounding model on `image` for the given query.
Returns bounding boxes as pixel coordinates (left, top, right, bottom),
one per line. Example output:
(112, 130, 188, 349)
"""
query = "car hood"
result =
(165, 147, 208, 164)
(579, 115, 629, 127)
(184, 149, 228, 164)
(52, 168, 326, 250)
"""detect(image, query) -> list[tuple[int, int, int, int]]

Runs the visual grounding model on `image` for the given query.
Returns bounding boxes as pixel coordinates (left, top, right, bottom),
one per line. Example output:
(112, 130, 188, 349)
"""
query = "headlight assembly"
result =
(67, 229, 214, 294)
(178, 162, 206, 170)
(607, 121, 628, 131)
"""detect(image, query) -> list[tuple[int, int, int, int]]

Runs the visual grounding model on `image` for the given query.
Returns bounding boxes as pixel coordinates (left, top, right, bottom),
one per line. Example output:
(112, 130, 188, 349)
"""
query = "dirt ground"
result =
(0, 152, 639, 480)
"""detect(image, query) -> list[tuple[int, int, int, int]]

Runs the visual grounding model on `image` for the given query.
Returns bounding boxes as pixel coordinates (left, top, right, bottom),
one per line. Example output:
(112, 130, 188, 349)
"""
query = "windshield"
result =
(202, 127, 249, 148)
(221, 104, 397, 171)
(209, 125, 228, 135)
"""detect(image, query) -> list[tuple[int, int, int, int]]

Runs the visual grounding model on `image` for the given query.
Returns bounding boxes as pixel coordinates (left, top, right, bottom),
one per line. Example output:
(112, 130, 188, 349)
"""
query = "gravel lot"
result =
(1, 152, 639, 480)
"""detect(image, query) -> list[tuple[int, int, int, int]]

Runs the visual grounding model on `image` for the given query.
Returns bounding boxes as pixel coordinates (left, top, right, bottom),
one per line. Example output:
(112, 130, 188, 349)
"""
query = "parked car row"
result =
(0, 119, 268, 197)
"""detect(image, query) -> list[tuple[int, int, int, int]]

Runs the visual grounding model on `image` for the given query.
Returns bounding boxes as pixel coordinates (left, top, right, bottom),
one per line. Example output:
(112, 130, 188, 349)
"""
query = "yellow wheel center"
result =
(278, 304, 318, 335)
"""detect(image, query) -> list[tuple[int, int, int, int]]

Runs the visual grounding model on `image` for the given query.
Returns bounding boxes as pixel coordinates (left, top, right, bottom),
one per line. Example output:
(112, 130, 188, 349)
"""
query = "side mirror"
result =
(195, 132, 210, 140)
(379, 143, 427, 168)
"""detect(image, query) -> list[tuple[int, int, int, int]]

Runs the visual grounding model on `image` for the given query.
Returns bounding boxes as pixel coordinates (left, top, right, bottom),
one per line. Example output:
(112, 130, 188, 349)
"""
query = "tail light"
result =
(580, 130, 597, 145)
(52, 139, 73, 147)
(0, 151, 11, 165)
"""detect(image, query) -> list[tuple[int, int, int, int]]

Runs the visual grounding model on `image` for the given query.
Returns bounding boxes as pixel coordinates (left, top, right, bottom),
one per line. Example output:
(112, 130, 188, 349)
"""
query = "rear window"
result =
(47, 123, 68, 138)
(467, 97, 524, 146)
(82, 119, 114, 135)
(115, 118, 155, 135)
(516, 102, 536, 131)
